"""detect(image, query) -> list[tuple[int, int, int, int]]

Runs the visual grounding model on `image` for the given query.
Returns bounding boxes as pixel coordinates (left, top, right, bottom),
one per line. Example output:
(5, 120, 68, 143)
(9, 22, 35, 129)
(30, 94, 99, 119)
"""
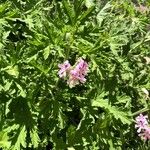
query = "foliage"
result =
(0, 0, 150, 149)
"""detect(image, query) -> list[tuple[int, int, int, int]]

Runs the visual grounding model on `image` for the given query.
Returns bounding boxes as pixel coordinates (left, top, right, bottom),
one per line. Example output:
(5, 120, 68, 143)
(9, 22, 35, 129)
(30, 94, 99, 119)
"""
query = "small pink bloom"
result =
(139, 126, 150, 141)
(67, 70, 80, 88)
(58, 60, 71, 78)
(135, 114, 148, 133)
(67, 58, 89, 88)
(76, 58, 89, 76)
(58, 58, 89, 88)
(135, 114, 150, 141)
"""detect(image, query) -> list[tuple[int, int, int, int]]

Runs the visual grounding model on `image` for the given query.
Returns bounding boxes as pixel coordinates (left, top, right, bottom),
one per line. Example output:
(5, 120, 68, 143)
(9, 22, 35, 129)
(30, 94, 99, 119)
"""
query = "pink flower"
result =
(139, 126, 150, 141)
(76, 58, 89, 76)
(135, 114, 150, 141)
(58, 58, 89, 88)
(58, 60, 71, 78)
(67, 70, 80, 88)
(67, 58, 89, 88)
(135, 114, 148, 133)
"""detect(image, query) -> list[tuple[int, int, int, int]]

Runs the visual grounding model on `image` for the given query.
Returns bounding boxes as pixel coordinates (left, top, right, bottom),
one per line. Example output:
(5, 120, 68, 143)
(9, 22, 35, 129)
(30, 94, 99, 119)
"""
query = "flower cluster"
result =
(135, 114, 150, 140)
(58, 60, 71, 78)
(58, 58, 89, 88)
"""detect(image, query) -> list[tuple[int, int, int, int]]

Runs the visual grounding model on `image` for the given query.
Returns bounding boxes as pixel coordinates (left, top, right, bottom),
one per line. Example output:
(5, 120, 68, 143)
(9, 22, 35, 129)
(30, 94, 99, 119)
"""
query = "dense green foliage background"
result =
(0, 0, 150, 149)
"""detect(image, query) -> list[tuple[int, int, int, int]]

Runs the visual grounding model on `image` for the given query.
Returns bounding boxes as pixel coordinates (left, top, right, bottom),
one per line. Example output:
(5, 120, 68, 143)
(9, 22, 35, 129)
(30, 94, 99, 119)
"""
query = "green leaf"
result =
(29, 61, 49, 75)
(11, 126, 27, 150)
(43, 46, 51, 60)
(92, 94, 132, 125)
(58, 111, 66, 129)
(30, 127, 40, 148)
(0, 2, 9, 15)
(4, 66, 19, 78)
(97, 2, 111, 26)
(0, 131, 11, 149)
(85, 0, 95, 8)
(4, 81, 12, 91)
(130, 41, 143, 50)
(68, 147, 75, 150)
(62, 0, 75, 25)
(78, 6, 95, 24)
(15, 83, 26, 98)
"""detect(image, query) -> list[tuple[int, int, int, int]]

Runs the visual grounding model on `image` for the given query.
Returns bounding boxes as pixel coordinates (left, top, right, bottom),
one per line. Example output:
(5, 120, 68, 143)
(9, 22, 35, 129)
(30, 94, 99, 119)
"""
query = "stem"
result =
(131, 107, 149, 116)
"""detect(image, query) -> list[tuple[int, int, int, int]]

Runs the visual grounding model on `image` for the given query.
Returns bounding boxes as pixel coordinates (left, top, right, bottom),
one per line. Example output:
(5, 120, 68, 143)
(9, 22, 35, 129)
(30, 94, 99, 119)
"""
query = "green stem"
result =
(131, 107, 149, 116)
